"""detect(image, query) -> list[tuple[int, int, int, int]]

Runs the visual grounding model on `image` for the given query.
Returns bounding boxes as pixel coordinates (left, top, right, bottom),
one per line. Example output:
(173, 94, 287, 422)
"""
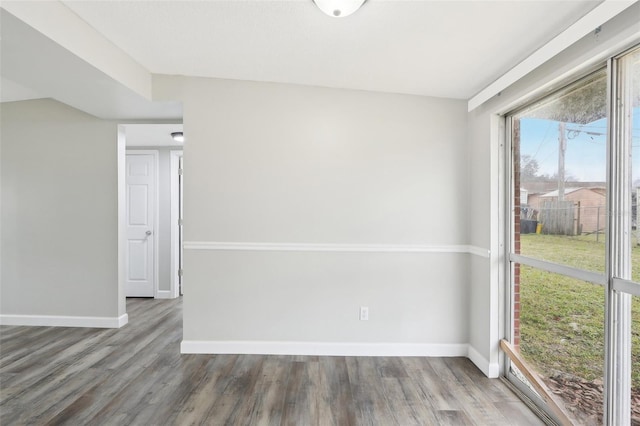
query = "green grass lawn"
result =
(519, 233, 640, 392)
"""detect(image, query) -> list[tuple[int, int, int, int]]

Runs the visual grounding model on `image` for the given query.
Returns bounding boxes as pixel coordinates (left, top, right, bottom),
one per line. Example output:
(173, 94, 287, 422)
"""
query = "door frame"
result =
(125, 149, 160, 298)
(503, 46, 640, 423)
(170, 150, 183, 298)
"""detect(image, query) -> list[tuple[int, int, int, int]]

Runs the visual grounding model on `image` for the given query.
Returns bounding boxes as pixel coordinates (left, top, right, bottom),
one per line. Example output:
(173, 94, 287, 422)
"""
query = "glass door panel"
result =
(509, 45, 640, 423)
(517, 265, 605, 424)
(510, 68, 609, 423)
(513, 69, 608, 273)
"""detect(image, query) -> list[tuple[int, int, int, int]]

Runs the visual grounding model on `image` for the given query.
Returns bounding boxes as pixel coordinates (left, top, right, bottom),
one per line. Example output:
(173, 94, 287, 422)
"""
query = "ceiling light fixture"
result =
(171, 132, 184, 143)
(313, 0, 366, 18)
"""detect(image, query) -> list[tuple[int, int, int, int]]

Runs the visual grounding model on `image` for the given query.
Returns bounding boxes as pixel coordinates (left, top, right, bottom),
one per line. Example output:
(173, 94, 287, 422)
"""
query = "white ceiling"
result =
(124, 123, 184, 147)
(0, 8, 182, 120)
(60, 0, 602, 100)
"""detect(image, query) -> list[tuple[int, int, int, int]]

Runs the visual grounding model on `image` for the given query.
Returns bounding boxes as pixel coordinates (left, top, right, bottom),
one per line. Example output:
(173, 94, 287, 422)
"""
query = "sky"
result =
(520, 107, 640, 183)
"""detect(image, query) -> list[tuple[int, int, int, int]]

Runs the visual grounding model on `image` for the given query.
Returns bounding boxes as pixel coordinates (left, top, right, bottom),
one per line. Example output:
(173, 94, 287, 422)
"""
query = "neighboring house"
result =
(526, 186, 606, 234)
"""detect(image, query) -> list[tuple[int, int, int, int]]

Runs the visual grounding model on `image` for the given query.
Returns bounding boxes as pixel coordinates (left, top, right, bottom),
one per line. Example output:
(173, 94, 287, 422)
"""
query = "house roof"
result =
(540, 188, 582, 197)
(540, 187, 606, 198)
(522, 181, 606, 194)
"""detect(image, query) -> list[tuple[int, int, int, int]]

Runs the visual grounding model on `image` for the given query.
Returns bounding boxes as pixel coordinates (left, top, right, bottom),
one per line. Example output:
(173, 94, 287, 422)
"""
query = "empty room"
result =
(1, 1, 640, 424)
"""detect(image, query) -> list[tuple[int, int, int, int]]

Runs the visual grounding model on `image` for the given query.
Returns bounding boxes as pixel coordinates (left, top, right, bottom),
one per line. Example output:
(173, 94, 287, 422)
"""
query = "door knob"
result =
(146, 230, 152, 236)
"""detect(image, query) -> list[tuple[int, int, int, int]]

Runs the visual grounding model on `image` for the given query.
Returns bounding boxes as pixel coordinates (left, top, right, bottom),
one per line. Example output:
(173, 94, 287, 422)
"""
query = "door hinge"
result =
(178, 219, 184, 226)
(178, 269, 183, 277)
(178, 168, 183, 176)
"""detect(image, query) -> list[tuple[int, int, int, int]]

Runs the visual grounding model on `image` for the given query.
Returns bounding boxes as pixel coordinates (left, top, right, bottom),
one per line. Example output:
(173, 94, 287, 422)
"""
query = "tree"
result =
(520, 154, 575, 183)
(528, 70, 607, 125)
(521, 155, 541, 182)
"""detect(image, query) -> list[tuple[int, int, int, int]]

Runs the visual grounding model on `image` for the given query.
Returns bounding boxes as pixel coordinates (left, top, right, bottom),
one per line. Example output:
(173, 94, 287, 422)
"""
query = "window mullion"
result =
(604, 55, 632, 426)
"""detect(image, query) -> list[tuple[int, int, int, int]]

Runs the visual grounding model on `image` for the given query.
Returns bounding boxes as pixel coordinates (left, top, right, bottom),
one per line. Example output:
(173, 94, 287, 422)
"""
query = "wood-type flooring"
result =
(0, 297, 545, 425)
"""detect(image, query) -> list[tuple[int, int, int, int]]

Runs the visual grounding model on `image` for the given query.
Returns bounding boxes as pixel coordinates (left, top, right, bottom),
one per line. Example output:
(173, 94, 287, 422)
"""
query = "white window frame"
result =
(504, 45, 640, 425)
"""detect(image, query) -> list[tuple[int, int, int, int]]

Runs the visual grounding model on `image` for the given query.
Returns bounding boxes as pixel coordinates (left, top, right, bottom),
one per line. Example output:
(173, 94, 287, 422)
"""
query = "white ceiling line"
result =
(59, 1, 600, 101)
(0, 1, 152, 100)
(467, 0, 637, 112)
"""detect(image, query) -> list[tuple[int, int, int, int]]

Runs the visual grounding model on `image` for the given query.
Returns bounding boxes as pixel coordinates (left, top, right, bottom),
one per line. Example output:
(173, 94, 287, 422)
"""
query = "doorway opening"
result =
(118, 124, 184, 303)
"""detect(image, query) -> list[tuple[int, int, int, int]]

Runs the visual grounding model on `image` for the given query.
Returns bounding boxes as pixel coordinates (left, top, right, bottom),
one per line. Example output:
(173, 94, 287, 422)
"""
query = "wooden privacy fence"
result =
(537, 201, 606, 237)
(540, 200, 576, 235)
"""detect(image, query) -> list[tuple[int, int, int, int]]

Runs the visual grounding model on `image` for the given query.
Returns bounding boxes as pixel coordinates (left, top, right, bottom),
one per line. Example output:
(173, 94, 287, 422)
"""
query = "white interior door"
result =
(125, 152, 157, 297)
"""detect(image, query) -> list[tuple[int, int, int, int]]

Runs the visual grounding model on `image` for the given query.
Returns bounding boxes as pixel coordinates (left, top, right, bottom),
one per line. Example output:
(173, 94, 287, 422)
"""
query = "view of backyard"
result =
(513, 45, 639, 424)
(519, 233, 640, 423)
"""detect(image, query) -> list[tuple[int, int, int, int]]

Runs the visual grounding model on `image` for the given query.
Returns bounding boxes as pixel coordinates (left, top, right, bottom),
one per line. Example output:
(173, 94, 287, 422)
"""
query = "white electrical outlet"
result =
(360, 306, 369, 321)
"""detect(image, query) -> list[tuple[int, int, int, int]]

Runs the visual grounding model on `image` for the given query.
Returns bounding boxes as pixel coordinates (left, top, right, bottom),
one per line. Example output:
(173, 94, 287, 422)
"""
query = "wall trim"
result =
(0, 313, 129, 329)
(155, 290, 175, 299)
(468, 345, 500, 378)
(467, 245, 491, 258)
(181, 340, 469, 357)
(183, 241, 490, 258)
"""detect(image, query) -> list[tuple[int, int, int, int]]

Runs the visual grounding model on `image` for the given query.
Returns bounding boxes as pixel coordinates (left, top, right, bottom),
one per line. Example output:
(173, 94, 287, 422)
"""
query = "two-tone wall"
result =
(154, 76, 483, 359)
(3, 2, 636, 376)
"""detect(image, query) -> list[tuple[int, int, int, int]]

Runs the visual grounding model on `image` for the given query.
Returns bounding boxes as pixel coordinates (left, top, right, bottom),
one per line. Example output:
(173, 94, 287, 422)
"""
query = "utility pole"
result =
(558, 122, 566, 201)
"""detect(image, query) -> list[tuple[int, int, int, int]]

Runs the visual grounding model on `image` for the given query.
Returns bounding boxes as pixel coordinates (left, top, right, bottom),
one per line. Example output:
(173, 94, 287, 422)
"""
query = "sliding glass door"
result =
(617, 46, 640, 426)
(507, 46, 640, 424)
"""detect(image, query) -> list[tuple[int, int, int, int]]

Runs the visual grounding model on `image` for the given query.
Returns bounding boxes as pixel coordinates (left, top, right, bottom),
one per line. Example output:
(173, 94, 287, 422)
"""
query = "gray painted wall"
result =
(2, 2, 632, 366)
(155, 76, 470, 347)
(0, 98, 120, 318)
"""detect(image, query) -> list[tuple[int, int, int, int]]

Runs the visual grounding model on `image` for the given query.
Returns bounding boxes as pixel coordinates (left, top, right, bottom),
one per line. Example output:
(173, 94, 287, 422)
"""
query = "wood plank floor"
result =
(0, 298, 544, 425)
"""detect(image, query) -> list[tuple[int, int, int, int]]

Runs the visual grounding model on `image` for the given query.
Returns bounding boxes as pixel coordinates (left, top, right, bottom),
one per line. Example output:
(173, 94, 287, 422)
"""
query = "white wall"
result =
(155, 76, 470, 355)
(0, 98, 125, 327)
(467, 3, 640, 376)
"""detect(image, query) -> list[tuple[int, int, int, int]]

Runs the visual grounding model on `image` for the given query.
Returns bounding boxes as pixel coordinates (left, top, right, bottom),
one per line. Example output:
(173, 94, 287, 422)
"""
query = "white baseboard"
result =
(117, 313, 129, 328)
(468, 345, 500, 378)
(181, 340, 469, 357)
(0, 313, 129, 329)
(155, 290, 175, 299)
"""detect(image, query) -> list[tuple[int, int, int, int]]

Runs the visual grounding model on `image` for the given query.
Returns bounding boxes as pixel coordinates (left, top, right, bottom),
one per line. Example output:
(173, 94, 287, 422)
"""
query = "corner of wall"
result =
(468, 344, 500, 378)
(117, 125, 127, 317)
